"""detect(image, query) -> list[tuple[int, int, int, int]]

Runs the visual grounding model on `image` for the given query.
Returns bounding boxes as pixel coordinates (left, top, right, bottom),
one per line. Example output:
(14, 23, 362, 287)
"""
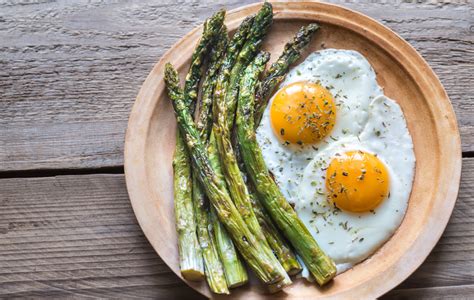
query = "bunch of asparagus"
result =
(165, 3, 336, 294)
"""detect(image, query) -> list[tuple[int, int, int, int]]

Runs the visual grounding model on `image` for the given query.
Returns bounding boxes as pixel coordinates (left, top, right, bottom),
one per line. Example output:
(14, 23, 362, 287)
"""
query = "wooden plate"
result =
(124, 1, 461, 298)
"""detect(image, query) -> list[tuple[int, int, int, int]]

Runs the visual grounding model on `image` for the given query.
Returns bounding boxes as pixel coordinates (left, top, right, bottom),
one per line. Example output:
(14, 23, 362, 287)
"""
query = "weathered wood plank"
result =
(384, 284, 474, 300)
(0, 173, 203, 299)
(0, 0, 472, 171)
(0, 158, 472, 298)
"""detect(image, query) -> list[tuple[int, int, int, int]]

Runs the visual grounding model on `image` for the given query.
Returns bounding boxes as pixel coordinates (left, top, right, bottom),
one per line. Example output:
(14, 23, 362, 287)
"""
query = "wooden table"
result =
(0, 0, 472, 298)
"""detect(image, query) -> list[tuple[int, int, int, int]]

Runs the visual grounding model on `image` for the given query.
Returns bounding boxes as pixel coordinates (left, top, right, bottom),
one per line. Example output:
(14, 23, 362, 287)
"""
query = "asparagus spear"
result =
(213, 3, 272, 229)
(173, 9, 225, 282)
(234, 137, 302, 276)
(192, 177, 229, 294)
(165, 63, 285, 286)
(213, 4, 290, 288)
(233, 120, 301, 276)
(230, 23, 319, 276)
(234, 135, 302, 275)
(191, 27, 230, 294)
(213, 4, 272, 238)
(209, 206, 248, 288)
(196, 28, 227, 140)
(211, 15, 255, 122)
(204, 13, 255, 288)
(235, 54, 337, 286)
(206, 16, 256, 288)
(219, 2, 273, 128)
(201, 97, 247, 288)
(184, 9, 226, 111)
(208, 136, 248, 288)
(254, 23, 319, 125)
(250, 192, 302, 275)
(212, 1, 269, 247)
(173, 133, 204, 281)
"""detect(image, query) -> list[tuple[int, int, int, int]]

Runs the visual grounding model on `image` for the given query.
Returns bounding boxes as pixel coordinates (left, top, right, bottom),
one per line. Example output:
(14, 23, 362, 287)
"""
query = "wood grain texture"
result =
(385, 285, 474, 300)
(0, 0, 472, 172)
(0, 173, 202, 299)
(0, 158, 472, 298)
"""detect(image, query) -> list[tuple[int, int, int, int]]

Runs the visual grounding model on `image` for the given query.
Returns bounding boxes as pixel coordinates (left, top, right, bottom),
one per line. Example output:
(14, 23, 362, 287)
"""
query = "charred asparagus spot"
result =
(173, 9, 226, 287)
(165, 63, 285, 286)
(235, 52, 337, 286)
(254, 23, 320, 126)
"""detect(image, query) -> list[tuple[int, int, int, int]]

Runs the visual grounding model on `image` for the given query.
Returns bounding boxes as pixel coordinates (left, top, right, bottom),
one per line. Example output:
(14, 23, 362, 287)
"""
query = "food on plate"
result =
(236, 53, 336, 285)
(207, 15, 255, 288)
(211, 3, 291, 288)
(209, 200, 248, 288)
(166, 62, 287, 287)
(257, 49, 415, 276)
(172, 10, 226, 283)
(191, 19, 230, 294)
(163, 2, 415, 295)
(173, 129, 203, 280)
(165, 2, 331, 292)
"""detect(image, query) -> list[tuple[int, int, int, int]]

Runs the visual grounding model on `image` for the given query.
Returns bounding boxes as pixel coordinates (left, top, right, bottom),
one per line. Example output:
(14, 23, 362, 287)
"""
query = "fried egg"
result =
(297, 95, 415, 275)
(256, 49, 415, 275)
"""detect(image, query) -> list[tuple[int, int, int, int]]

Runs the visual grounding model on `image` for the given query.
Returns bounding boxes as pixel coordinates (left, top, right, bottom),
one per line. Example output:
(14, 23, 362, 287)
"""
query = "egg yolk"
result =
(325, 151, 390, 213)
(270, 81, 336, 145)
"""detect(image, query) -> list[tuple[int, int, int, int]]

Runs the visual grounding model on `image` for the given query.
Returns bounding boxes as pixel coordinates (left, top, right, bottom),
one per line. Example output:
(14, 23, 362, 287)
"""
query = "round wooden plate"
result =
(124, 1, 461, 299)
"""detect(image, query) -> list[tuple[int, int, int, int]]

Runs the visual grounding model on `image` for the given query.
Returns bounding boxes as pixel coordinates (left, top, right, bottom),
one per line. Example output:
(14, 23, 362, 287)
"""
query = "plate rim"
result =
(124, 1, 462, 298)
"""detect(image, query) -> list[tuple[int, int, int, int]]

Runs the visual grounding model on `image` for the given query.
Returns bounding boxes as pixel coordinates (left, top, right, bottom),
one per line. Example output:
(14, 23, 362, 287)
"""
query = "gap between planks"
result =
(0, 151, 472, 179)
(0, 166, 124, 179)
